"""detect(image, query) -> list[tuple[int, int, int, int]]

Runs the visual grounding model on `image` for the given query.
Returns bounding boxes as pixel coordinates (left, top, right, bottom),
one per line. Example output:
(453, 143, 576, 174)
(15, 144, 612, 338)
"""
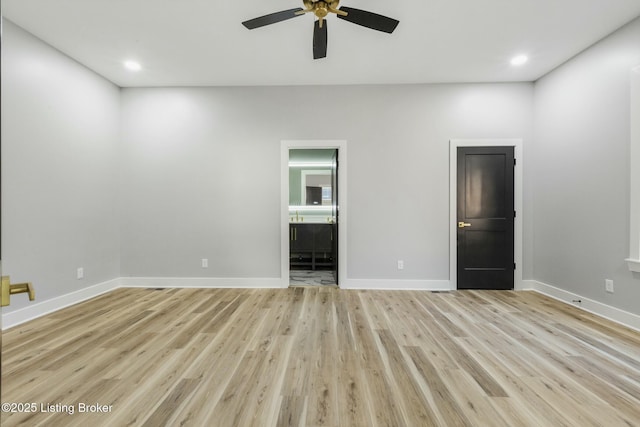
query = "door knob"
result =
(458, 221, 472, 228)
(1, 276, 36, 307)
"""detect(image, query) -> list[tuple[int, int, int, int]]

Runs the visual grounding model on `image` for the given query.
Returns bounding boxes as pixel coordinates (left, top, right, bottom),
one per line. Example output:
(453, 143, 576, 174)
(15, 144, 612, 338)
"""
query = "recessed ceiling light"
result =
(510, 55, 528, 66)
(124, 60, 142, 72)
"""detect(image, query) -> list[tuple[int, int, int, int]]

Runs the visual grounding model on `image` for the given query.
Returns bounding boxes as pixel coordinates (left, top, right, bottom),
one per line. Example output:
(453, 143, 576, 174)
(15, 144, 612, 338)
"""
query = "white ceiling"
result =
(3, 0, 640, 87)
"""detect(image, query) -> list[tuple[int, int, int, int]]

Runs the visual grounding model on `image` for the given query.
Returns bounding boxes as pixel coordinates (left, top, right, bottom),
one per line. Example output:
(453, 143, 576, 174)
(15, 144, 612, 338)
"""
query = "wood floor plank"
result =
(2, 287, 640, 427)
(333, 292, 373, 427)
(414, 310, 509, 397)
(238, 335, 294, 427)
(141, 378, 201, 427)
(404, 345, 473, 427)
(348, 292, 407, 426)
(455, 337, 579, 427)
(277, 395, 306, 427)
(437, 368, 512, 427)
(276, 287, 305, 336)
(521, 376, 611, 427)
(376, 329, 440, 426)
(304, 288, 339, 427)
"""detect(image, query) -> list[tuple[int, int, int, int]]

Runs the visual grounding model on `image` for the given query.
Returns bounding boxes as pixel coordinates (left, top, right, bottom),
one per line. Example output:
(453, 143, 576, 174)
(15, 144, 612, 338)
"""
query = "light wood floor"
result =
(1, 287, 640, 426)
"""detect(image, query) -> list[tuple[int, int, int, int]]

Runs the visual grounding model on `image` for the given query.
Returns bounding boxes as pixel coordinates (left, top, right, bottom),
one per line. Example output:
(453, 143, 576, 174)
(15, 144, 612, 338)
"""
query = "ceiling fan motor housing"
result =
(302, 0, 345, 20)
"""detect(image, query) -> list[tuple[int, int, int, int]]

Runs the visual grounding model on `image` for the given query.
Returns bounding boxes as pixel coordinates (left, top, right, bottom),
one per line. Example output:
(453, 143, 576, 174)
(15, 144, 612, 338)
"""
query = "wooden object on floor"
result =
(2, 288, 639, 426)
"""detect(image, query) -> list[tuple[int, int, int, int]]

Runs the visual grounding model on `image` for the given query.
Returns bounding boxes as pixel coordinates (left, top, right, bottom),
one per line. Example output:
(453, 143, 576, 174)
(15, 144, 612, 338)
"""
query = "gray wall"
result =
(1, 18, 536, 314)
(1, 21, 121, 312)
(120, 84, 534, 280)
(3, 13, 639, 320)
(533, 17, 640, 314)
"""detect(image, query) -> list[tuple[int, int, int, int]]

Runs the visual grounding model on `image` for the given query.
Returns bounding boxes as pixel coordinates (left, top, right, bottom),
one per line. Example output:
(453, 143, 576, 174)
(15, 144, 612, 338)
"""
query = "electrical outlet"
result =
(605, 279, 614, 293)
(77, 267, 84, 280)
(397, 260, 404, 270)
(202, 258, 208, 268)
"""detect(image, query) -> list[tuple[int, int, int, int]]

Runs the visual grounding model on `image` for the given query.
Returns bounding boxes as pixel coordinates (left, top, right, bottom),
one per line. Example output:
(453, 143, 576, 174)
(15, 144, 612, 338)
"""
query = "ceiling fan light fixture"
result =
(510, 55, 528, 66)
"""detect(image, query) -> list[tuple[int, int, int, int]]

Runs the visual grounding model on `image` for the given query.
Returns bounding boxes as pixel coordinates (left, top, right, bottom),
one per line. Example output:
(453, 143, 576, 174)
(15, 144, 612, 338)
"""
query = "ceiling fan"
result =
(241, 0, 399, 59)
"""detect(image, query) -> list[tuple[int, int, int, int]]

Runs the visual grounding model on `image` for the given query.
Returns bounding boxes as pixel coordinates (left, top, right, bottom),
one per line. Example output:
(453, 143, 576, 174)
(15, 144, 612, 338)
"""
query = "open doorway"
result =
(280, 140, 348, 287)
(288, 149, 338, 286)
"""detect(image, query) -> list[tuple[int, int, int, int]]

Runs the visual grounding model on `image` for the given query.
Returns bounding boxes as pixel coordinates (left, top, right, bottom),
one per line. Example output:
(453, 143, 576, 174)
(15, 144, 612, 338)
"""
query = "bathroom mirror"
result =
(301, 170, 331, 205)
(288, 149, 336, 207)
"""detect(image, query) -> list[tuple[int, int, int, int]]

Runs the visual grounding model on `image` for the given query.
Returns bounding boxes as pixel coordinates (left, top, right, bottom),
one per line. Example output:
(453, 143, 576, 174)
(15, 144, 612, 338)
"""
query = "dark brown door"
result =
(457, 146, 514, 290)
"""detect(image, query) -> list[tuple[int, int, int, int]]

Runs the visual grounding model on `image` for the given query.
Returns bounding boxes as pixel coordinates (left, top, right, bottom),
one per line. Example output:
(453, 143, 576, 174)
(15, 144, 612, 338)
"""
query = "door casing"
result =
(449, 139, 524, 290)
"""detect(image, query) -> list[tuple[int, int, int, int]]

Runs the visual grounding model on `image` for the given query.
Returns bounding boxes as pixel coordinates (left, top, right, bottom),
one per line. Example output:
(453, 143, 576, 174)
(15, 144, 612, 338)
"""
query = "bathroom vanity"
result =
(289, 223, 334, 270)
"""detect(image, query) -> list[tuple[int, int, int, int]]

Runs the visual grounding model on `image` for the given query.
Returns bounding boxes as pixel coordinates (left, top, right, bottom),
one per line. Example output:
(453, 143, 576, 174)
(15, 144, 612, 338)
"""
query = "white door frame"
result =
(281, 140, 347, 287)
(627, 65, 640, 272)
(449, 139, 524, 290)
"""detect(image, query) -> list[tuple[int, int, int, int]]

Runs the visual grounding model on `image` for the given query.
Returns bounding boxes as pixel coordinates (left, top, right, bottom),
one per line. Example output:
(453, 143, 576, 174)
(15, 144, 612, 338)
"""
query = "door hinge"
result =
(514, 263, 516, 270)
(514, 210, 516, 218)
(514, 158, 517, 166)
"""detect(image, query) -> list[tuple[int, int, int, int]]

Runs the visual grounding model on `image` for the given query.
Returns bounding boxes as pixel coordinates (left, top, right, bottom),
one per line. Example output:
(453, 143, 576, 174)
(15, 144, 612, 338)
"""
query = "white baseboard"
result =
(1, 276, 285, 330)
(7, 277, 637, 332)
(341, 279, 452, 291)
(2, 278, 122, 330)
(522, 279, 640, 332)
(121, 276, 286, 289)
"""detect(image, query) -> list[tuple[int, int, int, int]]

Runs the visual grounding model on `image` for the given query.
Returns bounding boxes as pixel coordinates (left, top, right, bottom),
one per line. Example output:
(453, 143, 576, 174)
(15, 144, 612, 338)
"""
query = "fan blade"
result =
(242, 8, 304, 29)
(313, 20, 328, 59)
(337, 7, 399, 33)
